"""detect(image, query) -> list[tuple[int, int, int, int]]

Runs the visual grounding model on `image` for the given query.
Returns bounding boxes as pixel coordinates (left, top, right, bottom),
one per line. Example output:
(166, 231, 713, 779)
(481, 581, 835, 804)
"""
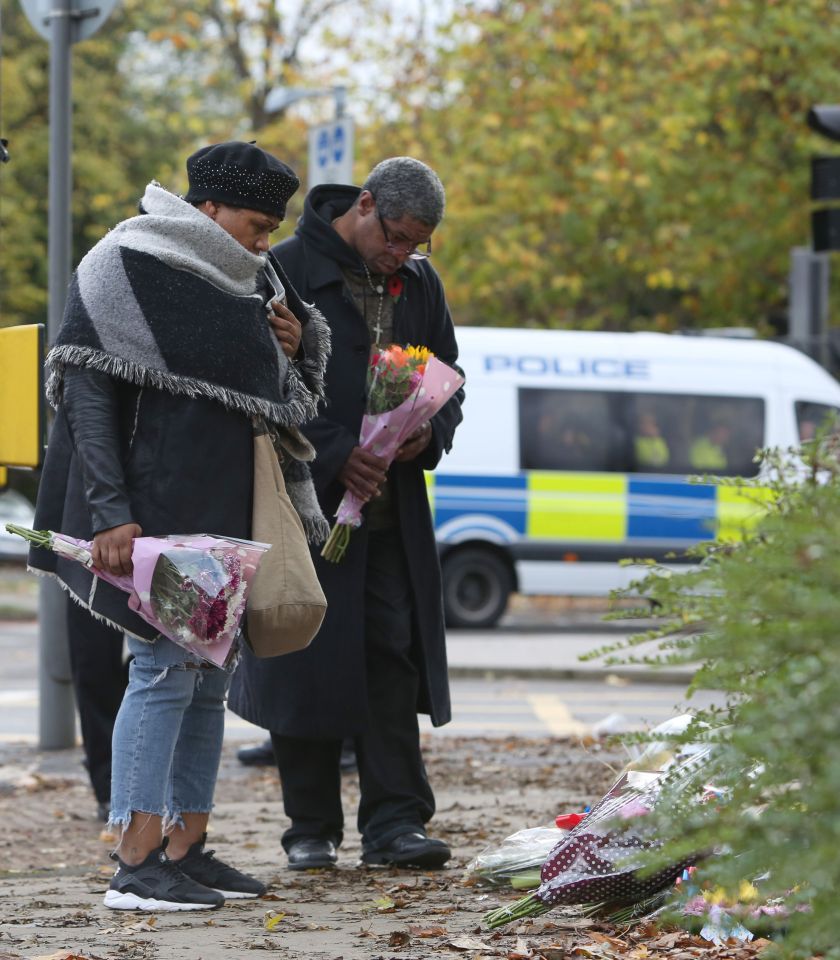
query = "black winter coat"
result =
(228, 184, 464, 738)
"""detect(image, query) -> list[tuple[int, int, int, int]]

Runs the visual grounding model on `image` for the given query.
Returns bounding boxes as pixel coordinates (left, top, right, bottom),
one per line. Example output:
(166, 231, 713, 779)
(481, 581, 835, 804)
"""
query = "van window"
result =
(795, 401, 840, 442)
(519, 388, 764, 477)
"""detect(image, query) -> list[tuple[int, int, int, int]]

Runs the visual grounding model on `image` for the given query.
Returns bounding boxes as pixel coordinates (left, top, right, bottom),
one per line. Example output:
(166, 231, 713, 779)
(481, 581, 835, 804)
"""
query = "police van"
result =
(432, 327, 840, 627)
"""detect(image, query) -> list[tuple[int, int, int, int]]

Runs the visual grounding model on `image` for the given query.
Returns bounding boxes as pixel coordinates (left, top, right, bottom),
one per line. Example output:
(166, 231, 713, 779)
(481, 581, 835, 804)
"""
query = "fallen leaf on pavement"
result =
(31, 954, 106, 960)
(448, 936, 494, 951)
(589, 932, 629, 948)
(408, 924, 448, 937)
(507, 937, 534, 958)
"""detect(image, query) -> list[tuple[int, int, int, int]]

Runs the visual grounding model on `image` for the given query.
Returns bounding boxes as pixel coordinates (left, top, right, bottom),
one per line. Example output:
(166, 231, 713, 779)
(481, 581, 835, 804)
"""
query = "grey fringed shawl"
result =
(46, 182, 331, 542)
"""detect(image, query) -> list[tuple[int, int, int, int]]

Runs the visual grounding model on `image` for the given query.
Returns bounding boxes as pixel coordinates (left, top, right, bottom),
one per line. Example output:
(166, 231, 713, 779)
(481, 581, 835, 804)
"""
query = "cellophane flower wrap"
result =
(5, 525, 269, 667)
(321, 344, 464, 562)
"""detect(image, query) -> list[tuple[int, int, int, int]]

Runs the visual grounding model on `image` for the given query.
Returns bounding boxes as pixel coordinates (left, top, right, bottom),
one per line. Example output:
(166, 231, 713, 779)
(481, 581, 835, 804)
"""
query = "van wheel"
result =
(442, 548, 513, 629)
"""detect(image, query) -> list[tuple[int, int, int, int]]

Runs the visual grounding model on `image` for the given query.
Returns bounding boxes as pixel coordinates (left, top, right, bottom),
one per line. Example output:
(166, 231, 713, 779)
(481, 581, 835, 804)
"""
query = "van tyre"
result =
(442, 548, 513, 629)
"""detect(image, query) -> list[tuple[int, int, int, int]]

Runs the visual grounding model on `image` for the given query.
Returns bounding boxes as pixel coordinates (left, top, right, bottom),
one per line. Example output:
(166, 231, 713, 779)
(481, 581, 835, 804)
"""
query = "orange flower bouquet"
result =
(321, 343, 464, 562)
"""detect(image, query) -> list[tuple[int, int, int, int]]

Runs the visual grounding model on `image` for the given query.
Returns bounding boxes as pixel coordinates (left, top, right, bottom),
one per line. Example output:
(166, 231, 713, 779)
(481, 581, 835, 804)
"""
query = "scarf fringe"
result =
(46, 345, 321, 429)
(297, 301, 331, 401)
(26, 566, 156, 644)
(301, 514, 331, 546)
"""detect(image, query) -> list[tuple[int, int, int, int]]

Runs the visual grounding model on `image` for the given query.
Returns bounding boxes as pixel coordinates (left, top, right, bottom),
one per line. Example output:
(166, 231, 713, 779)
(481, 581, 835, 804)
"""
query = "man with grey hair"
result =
(229, 157, 464, 871)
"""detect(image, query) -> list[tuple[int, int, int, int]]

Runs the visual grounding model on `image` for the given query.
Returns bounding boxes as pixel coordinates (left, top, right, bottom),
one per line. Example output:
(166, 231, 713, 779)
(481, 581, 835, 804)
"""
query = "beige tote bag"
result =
(245, 430, 327, 657)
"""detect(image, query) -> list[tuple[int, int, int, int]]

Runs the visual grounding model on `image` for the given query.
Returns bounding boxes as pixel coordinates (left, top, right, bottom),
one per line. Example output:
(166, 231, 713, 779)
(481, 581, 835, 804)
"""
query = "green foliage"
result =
(0, 0, 197, 329)
(0, 0, 383, 331)
(607, 441, 840, 956)
(4, 0, 840, 338)
(372, 0, 840, 331)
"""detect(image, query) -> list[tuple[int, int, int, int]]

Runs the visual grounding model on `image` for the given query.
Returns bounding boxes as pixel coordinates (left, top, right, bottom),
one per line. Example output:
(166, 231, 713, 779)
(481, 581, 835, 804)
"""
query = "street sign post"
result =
(307, 116, 355, 190)
(17, 0, 120, 750)
(19, 0, 119, 43)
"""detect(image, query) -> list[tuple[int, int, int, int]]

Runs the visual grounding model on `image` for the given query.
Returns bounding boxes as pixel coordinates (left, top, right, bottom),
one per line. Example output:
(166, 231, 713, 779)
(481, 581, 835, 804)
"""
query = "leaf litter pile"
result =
(0, 735, 769, 960)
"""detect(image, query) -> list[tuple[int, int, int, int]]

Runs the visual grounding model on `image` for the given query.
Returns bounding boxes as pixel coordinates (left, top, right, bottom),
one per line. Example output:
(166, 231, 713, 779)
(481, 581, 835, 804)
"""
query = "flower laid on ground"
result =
(670, 868, 806, 945)
(321, 343, 464, 562)
(464, 824, 570, 890)
(482, 724, 714, 929)
(5, 525, 268, 667)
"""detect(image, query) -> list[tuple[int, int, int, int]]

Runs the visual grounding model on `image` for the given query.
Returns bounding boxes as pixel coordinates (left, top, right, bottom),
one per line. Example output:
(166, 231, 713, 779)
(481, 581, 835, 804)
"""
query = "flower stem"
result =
(4, 524, 53, 550)
(320, 523, 352, 563)
(483, 892, 551, 929)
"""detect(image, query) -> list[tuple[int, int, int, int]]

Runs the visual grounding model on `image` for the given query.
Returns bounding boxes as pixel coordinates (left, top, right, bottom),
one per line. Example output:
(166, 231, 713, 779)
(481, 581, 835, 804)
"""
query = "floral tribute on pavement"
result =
(471, 716, 793, 950)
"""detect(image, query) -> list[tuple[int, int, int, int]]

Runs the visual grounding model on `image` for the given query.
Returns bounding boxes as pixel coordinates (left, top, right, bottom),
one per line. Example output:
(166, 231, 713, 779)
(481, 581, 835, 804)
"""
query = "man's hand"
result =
(338, 447, 388, 502)
(267, 300, 302, 358)
(394, 421, 432, 462)
(91, 523, 142, 577)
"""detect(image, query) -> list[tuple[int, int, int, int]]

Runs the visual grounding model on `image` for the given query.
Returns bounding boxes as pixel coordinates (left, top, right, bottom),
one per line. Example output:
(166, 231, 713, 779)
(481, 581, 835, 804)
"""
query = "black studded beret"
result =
(184, 141, 300, 219)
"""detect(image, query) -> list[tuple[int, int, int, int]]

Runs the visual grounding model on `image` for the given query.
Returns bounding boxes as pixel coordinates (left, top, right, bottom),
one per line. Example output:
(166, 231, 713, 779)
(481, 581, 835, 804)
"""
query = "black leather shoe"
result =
(362, 832, 451, 869)
(236, 739, 275, 766)
(286, 838, 338, 871)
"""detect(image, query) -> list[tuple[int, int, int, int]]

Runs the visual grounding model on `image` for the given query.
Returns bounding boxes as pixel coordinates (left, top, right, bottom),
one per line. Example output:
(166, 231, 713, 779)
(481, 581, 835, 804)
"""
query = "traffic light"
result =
(808, 105, 840, 252)
(807, 105, 840, 142)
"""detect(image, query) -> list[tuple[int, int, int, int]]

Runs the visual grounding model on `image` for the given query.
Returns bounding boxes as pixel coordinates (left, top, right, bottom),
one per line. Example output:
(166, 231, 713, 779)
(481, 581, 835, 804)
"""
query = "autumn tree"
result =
(0, 0, 382, 328)
(0, 0, 197, 327)
(371, 0, 840, 332)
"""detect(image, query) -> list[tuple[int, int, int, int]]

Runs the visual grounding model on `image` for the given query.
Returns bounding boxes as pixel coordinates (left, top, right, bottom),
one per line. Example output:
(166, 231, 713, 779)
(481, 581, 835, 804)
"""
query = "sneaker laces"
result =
(148, 855, 193, 888)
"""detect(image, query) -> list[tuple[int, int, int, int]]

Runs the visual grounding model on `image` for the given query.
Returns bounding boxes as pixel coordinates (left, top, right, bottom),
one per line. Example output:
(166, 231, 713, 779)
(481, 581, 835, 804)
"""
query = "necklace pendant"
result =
(375, 284, 384, 295)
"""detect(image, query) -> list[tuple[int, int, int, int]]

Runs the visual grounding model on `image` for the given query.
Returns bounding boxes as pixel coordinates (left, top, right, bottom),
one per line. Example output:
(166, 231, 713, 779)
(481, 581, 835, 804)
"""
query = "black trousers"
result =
(66, 600, 128, 804)
(271, 526, 435, 853)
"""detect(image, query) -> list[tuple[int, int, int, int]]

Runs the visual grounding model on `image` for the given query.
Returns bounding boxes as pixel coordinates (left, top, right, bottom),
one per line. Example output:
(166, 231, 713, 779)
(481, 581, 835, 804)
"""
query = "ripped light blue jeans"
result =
(110, 634, 231, 830)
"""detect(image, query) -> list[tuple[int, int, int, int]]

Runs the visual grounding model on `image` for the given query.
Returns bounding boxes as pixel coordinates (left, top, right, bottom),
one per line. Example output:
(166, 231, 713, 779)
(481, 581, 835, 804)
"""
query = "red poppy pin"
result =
(387, 275, 404, 302)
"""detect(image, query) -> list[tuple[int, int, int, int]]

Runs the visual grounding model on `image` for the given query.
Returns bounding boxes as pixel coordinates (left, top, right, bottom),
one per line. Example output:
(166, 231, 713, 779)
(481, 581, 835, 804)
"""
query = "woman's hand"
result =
(91, 523, 143, 576)
(268, 300, 302, 358)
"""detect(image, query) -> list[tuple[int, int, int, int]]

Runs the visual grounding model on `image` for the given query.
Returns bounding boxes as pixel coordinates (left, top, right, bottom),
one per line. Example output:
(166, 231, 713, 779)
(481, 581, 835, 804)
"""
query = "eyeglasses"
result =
(372, 201, 432, 260)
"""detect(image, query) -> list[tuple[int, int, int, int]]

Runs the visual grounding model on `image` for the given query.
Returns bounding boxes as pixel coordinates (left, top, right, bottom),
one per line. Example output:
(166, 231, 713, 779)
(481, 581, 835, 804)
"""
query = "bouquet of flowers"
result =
(482, 731, 714, 929)
(6, 525, 269, 667)
(464, 824, 569, 890)
(320, 343, 464, 562)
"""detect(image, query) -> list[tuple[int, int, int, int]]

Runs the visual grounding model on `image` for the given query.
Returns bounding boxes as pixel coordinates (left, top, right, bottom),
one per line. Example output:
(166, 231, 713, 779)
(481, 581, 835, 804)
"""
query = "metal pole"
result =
(48, 3, 73, 339)
(39, 0, 76, 750)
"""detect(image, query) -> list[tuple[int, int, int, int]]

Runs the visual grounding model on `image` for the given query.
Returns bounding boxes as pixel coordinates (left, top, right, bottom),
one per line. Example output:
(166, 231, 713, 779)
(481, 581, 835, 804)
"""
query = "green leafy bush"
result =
(606, 440, 840, 957)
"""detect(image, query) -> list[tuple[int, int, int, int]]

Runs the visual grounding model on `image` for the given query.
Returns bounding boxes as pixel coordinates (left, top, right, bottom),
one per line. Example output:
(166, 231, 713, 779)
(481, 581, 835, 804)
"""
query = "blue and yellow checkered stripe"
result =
(427, 472, 769, 546)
